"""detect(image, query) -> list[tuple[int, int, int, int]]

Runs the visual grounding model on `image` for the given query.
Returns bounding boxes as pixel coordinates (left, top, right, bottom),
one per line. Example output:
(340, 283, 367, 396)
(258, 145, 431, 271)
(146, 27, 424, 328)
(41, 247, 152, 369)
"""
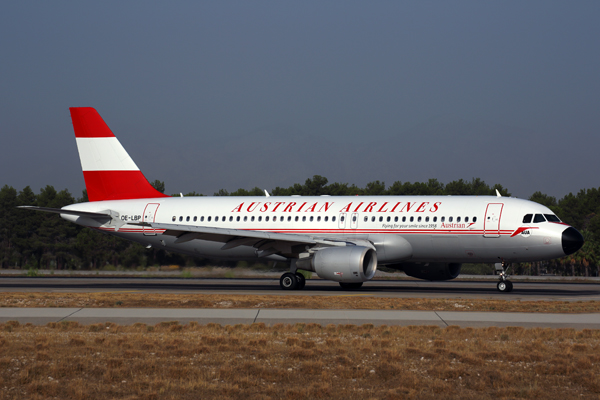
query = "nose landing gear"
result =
(495, 261, 513, 293)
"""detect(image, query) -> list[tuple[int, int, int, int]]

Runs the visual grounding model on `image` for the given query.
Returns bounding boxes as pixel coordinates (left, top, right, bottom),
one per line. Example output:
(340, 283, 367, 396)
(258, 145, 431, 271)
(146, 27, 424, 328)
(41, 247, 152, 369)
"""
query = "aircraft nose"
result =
(562, 227, 584, 255)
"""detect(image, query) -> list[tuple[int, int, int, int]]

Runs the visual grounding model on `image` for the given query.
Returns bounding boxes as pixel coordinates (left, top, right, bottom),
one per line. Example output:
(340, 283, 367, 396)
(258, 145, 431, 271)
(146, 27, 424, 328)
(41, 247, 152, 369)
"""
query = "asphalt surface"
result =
(1, 277, 599, 301)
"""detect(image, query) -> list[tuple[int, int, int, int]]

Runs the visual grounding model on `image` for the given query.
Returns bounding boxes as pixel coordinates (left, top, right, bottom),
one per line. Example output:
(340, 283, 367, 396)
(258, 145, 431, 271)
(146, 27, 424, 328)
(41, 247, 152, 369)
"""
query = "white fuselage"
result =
(61, 195, 569, 264)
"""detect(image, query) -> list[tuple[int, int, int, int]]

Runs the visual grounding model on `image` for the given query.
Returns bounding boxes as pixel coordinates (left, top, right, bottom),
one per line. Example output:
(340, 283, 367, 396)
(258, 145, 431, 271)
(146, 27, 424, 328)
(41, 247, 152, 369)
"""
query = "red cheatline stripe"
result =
(510, 227, 539, 237)
(70, 107, 115, 138)
(101, 226, 513, 236)
(97, 227, 166, 233)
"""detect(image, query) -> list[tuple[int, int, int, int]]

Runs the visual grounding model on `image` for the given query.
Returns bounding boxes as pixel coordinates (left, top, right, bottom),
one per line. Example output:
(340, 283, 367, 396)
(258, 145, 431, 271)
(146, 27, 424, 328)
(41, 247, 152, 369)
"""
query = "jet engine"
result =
(297, 246, 377, 283)
(392, 262, 462, 281)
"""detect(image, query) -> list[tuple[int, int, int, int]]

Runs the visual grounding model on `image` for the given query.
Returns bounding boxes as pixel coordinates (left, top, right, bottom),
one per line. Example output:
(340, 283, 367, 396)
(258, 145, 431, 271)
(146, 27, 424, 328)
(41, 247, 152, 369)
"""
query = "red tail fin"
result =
(70, 107, 169, 202)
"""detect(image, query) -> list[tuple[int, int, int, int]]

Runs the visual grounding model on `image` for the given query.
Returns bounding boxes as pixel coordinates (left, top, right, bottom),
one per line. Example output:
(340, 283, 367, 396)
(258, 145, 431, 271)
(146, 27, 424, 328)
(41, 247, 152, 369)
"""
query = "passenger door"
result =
(143, 203, 160, 236)
(483, 203, 503, 238)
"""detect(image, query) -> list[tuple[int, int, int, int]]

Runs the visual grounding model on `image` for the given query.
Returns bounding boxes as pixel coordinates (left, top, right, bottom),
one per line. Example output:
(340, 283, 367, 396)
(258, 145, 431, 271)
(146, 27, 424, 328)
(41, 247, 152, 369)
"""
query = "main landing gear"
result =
(279, 272, 306, 290)
(495, 261, 513, 293)
(339, 282, 363, 290)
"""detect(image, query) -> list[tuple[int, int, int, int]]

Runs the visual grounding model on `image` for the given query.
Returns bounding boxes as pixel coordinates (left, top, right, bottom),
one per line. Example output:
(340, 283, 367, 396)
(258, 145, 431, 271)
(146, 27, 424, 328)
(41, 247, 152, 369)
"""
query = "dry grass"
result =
(1, 292, 600, 313)
(0, 321, 599, 399)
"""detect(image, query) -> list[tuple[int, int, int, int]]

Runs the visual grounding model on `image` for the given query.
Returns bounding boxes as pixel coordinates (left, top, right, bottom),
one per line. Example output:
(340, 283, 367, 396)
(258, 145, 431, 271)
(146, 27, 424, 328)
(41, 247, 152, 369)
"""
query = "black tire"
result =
(295, 272, 306, 290)
(506, 281, 513, 292)
(339, 282, 363, 290)
(280, 272, 298, 290)
(497, 281, 509, 292)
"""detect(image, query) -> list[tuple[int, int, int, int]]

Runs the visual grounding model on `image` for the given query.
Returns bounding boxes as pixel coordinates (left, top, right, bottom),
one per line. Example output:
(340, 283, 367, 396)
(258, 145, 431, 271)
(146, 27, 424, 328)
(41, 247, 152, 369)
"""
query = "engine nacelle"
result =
(297, 246, 377, 283)
(392, 262, 462, 281)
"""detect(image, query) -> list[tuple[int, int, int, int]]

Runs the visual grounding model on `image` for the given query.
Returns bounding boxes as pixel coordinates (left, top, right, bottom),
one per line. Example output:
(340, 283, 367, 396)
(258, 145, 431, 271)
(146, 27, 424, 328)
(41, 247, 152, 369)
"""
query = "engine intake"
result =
(297, 246, 377, 283)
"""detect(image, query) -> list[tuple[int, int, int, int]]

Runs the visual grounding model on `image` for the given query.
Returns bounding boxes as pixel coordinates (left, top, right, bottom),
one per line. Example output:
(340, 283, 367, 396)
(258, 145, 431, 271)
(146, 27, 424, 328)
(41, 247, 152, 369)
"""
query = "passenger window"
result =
(208, 216, 212, 222)
(340, 216, 344, 222)
(258, 216, 262, 222)
(288, 216, 292, 222)
(425, 216, 429, 222)
(222, 216, 225, 221)
(266, 216, 269, 222)
(215, 216, 218, 222)
(523, 214, 533, 223)
(457, 217, 461, 222)
(364, 216, 368, 222)
(417, 217, 421, 222)
(172, 216, 176, 222)
(441, 217, 445, 222)
(273, 216, 277, 222)
(332, 216, 336, 222)
(317, 216, 321, 222)
(179, 216, 183, 222)
(194, 216, 197, 222)
(394, 216, 398, 222)
(402, 217, 406, 222)
(372, 216, 376, 222)
(473, 217, 477, 223)
(302, 216, 307, 222)
(295, 216, 299, 222)
(229, 216, 233, 222)
(465, 217, 468, 223)
(387, 216, 391, 222)
(351, 216, 355, 222)
(410, 217, 414, 222)
(545, 214, 561, 222)
(325, 216, 329, 222)
(433, 216, 437, 222)
(201, 216, 205, 222)
(533, 214, 546, 223)
(236, 216, 240, 222)
(449, 217, 453, 222)
(243, 216, 247, 222)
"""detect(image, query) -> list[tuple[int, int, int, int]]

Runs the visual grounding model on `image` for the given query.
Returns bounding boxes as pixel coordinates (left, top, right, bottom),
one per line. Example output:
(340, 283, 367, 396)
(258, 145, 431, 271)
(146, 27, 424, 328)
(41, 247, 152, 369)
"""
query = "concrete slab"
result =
(1, 308, 599, 328)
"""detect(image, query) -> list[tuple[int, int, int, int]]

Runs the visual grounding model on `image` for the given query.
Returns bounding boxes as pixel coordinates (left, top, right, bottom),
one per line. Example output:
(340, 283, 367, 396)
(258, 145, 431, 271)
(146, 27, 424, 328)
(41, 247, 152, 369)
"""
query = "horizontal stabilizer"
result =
(17, 206, 112, 220)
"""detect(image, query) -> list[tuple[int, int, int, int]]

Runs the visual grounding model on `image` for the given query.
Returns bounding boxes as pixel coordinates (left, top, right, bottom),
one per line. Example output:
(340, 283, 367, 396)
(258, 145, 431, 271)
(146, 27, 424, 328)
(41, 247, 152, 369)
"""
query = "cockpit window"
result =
(523, 214, 533, 223)
(544, 214, 561, 222)
(533, 214, 546, 223)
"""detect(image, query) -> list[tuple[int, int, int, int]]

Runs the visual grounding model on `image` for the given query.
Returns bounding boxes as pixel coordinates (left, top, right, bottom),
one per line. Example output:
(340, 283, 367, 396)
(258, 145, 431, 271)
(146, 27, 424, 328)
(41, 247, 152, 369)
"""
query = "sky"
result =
(1, 1, 599, 200)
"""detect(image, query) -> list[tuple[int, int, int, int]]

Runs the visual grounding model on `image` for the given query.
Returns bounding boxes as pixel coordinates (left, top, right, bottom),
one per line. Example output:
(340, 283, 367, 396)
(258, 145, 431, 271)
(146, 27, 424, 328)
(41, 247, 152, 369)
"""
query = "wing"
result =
(141, 222, 350, 258)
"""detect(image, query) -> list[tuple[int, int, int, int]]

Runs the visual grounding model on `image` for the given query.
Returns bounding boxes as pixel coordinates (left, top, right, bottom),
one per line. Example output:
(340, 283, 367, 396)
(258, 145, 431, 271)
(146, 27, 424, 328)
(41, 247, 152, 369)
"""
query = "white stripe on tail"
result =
(70, 107, 169, 201)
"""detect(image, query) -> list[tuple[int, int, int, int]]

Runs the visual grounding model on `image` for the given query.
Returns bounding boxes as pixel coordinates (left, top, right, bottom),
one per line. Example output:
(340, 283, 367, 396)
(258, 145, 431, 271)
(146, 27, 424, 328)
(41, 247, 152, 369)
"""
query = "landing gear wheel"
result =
(339, 282, 363, 290)
(295, 273, 306, 290)
(496, 261, 513, 293)
(280, 272, 298, 290)
(497, 281, 509, 292)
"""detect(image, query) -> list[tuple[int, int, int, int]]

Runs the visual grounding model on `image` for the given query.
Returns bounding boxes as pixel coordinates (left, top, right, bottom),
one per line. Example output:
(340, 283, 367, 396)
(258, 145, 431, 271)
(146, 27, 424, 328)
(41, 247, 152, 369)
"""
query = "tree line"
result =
(1, 176, 598, 276)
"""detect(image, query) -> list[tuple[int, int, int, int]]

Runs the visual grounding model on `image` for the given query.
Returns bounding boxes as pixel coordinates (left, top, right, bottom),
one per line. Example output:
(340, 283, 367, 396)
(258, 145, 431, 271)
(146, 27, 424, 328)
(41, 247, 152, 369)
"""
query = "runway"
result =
(2, 277, 599, 327)
(1, 276, 599, 301)
(1, 307, 599, 328)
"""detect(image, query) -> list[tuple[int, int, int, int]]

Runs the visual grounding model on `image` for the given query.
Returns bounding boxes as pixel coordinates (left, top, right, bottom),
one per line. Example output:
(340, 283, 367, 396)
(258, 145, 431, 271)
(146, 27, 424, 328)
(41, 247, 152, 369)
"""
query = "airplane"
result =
(20, 107, 584, 293)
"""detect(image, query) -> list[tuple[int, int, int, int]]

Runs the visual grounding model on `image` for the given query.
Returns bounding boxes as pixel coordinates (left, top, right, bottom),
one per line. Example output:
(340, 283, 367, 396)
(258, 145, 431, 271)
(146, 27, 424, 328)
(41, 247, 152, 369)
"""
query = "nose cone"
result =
(562, 227, 584, 255)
